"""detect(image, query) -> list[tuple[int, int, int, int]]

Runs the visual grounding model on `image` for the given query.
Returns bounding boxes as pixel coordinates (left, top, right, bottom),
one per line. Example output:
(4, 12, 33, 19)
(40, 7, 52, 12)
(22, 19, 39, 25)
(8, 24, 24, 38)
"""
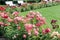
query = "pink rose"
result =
(14, 16, 23, 21)
(34, 29, 39, 36)
(7, 17, 13, 22)
(0, 22, 4, 25)
(45, 28, 51, 33)
(0, 12, 8, 18)
(24, 24, 33, 32)
(12, 11, 19, 16)
(42, 29, 46, 34)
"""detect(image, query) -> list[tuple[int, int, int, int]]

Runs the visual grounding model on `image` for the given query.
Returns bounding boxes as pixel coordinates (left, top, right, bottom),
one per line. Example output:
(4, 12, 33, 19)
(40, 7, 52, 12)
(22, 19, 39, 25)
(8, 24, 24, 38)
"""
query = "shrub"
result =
(0, 11, 51, 40)
(0, 11, 60, 40)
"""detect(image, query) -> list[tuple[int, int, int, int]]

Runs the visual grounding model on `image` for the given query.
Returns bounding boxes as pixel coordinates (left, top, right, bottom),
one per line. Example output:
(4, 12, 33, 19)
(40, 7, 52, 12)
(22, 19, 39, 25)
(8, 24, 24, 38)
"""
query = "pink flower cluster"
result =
(42, 28, 51, 34)
(0, 6, 6, 11)
(0, 12, 8, 19)
(0, 11, 51, 39)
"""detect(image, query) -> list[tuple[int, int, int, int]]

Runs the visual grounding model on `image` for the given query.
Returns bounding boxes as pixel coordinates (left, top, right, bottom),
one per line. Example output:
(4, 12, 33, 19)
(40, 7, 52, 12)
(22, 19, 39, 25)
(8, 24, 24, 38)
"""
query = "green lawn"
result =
(20, 5, 60, 30)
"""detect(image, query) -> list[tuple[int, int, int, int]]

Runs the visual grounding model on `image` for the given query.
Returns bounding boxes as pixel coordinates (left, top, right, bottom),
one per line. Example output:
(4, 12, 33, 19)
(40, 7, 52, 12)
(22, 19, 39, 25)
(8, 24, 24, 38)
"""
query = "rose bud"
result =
(23, 34, 26, 39)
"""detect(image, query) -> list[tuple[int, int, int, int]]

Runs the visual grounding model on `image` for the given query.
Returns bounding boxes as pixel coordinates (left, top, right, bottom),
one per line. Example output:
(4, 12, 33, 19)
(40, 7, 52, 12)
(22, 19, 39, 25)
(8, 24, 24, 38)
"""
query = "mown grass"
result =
(20, 5, 60, 32)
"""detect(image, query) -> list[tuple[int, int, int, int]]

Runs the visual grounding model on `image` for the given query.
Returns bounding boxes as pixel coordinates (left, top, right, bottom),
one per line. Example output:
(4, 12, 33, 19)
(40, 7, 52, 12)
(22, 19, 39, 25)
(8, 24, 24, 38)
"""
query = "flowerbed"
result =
(0, 2, 59, 13)
(0, 2, 60, 40)
(0, 10, 60, 40)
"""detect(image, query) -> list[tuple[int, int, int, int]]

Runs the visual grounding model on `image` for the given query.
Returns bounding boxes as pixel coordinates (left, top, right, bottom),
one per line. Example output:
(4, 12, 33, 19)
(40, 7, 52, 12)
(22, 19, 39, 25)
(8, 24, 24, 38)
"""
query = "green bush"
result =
(46, 2, 53, 7)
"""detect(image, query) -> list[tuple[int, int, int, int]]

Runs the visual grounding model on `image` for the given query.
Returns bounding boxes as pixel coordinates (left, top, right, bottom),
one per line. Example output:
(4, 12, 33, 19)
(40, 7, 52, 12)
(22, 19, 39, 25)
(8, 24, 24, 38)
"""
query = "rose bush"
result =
(0, 11, 49, 40)
(0, 11, 60, 40)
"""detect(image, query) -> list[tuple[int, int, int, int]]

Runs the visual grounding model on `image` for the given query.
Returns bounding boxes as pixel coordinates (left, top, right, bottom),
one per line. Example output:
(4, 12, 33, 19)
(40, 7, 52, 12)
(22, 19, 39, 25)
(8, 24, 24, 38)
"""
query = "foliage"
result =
(0, 1, 60, 40)
(4, 2, 60, 12)
(0, 10, 60, 40)
(0, 11, 51, 40)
